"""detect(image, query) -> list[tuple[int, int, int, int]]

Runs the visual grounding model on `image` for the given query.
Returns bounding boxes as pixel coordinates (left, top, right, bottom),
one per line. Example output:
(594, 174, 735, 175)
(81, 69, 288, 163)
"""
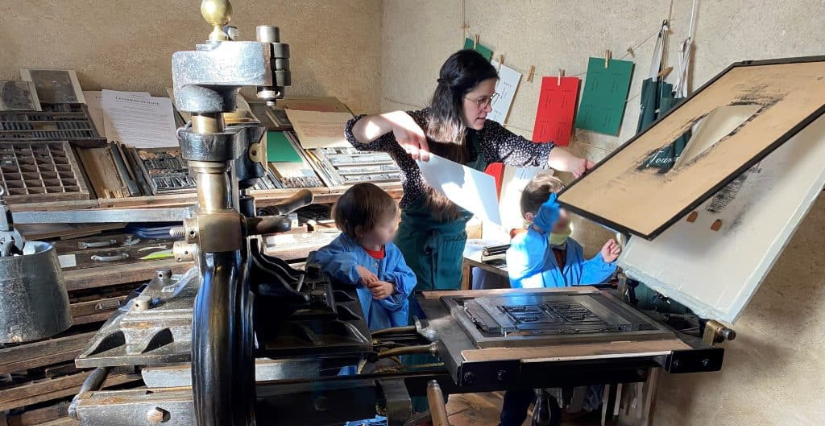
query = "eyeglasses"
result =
(465, 92, 499, 109)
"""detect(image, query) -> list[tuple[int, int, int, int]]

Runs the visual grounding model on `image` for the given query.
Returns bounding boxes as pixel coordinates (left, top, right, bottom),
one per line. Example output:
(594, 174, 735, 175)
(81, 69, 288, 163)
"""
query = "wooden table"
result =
(461, 256, 508, 290)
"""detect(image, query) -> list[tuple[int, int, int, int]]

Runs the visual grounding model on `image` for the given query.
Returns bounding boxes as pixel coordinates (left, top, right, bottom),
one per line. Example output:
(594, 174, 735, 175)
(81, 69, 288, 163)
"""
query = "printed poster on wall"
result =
(488, 60, 522, 125)
(575, 57, 634, 135)
(532, 76, 581, 146)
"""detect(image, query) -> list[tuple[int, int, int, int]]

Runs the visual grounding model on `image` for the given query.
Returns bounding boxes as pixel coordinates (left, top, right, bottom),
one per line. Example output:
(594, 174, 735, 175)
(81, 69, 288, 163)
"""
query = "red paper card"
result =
(532, 76, 581, 146)
(484, 163, 505, 198)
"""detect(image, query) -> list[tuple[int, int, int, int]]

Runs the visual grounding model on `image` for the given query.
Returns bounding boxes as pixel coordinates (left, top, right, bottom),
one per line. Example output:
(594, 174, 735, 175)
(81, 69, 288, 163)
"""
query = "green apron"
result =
(399, 132, 485, 412)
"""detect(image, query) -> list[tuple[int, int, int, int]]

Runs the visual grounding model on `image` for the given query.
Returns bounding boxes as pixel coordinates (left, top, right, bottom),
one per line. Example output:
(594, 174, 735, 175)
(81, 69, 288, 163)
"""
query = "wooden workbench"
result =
(461, 256, 508, 290)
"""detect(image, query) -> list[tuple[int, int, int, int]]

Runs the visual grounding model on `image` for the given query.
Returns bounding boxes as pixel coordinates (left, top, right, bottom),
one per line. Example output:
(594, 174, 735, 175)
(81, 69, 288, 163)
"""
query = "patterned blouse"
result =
(344, 109, 554, 209)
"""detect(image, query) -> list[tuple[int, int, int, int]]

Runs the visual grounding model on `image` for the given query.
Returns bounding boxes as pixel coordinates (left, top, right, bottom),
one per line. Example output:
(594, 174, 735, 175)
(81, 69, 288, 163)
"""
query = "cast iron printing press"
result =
(60, 1, 825, 426)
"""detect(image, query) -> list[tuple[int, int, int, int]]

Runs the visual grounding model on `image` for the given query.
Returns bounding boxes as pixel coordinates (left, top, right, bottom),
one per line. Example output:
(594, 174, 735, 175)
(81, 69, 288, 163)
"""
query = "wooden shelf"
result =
(10, 183, 403, 213)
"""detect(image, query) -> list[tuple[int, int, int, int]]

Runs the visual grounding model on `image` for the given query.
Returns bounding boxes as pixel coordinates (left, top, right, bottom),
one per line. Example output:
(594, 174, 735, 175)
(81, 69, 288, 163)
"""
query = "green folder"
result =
(575, 57, 635, 135)
(463, 38, 493, 61)
(266, 131, 303, 163)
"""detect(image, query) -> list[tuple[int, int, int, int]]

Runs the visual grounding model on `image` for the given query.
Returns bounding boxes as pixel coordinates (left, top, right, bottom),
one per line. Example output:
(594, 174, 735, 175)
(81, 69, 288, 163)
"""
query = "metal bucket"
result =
(0, 241, 72, 343)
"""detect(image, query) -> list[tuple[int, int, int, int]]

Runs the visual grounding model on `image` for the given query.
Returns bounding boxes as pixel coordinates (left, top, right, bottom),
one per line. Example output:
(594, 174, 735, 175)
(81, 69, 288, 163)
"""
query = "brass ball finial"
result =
(201, 0, 233, 41)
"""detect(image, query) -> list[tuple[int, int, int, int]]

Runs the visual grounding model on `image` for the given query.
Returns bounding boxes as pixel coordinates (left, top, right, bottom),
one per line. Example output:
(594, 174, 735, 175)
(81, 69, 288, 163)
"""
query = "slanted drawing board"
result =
(557, 56, 825, 324)
(619, 112, 825, 323)
(558, 57, 825, 239)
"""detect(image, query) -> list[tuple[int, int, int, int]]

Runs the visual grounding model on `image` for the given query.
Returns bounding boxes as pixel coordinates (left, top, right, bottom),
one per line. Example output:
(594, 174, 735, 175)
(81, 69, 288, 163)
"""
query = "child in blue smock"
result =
(308, 183, 416, 332)
(506, 174, 620, 289)
(499, 174, 622, 426)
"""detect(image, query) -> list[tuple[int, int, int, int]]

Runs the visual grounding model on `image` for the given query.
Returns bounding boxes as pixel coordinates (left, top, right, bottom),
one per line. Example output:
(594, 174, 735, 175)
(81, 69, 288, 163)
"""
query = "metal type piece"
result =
(0, 104, 101, 141)
(0, 141, 90, 202)
(0, 240, 72, 343)
(443, 291, 672, 349)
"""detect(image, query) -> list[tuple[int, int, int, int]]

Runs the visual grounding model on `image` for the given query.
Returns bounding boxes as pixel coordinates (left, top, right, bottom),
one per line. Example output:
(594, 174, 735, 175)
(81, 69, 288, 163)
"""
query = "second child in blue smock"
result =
(308, 183, 416, 330)
(498, 174, 622, 426)
(506, 175, 620, 289)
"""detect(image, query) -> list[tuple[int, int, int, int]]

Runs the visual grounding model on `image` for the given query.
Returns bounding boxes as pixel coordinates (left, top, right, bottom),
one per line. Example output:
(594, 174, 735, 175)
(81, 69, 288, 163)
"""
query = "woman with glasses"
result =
(345, 48, 594, 415)
(345, 49, 593, 298)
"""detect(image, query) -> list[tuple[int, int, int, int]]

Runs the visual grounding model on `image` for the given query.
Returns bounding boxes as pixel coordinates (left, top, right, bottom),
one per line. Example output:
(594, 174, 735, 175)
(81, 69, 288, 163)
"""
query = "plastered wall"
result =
(382, 1, 825, 425)
(0, 0, 383, 113)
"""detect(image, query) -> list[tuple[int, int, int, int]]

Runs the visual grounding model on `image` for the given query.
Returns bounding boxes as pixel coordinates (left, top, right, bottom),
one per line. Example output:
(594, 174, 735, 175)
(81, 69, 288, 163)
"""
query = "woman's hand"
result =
(350, 111, 430, 161)
(383, 111, 430, 161)
(547, 147, 595, 178)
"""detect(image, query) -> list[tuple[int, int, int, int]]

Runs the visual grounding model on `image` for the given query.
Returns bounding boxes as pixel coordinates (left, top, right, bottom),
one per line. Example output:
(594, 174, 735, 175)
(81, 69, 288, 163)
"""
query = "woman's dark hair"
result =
(332, 183, 398, 239)
(427, 49, 498, 159)
(424, 49, 498, 221)
(520, 174, 565, 217)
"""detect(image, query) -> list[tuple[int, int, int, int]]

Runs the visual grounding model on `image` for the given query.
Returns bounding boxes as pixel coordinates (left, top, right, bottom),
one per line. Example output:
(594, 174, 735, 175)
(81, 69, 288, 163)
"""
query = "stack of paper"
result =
(99, 90, 178, 148)
(267, 131, 324, 188)
(285, 110, 353, 149)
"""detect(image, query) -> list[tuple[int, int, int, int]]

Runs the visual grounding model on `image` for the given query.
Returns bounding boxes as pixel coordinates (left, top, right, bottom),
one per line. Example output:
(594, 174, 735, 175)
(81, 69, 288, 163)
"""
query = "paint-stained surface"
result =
(559, 60, 825, 239)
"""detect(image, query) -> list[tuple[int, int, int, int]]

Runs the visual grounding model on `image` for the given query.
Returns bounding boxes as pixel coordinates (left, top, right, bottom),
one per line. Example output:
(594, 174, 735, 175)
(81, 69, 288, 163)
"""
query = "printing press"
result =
(28, 2, 819, 426)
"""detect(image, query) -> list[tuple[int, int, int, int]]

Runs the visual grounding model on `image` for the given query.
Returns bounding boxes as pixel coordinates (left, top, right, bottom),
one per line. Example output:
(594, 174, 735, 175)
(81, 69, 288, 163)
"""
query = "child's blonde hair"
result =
(332, 183, 398, 239)
(520, 174, 564, 217)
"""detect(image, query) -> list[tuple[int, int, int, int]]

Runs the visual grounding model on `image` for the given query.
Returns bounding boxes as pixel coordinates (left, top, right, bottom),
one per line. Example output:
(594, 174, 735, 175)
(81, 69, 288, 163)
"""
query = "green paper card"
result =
(266, 131, 303, 163)
(575, 57, 635, 135)
(463, 38, 493, 61)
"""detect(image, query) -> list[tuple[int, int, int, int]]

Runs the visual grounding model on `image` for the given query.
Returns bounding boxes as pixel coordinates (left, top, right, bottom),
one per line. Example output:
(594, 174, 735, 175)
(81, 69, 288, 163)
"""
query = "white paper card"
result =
(488, 61, 522, 125)
(101, 90, 177, 148)
(417, 154, 502, 225)
(83, 91, 107, 137)
(285, 110, 353, 149)
(58, 254, 77, 269)
(619, 113, 825, 324)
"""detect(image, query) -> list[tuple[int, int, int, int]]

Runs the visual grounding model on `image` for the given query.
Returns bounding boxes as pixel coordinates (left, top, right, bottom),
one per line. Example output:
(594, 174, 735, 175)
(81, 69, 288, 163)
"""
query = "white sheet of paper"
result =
(82, 91, 107, 137)
(417, 154, 502, 225)
(488, 61, 522, 125)
(285, 110, 352, 149)
(101, 90, 177, 148)
(619, 113, 825, 324)
(500, 166, 547, 229)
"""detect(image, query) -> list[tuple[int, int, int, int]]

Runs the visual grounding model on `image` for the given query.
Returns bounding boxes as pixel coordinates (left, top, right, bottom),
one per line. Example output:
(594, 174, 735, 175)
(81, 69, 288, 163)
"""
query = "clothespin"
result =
(459, 23, 469, 30)
(497, 54, 504, 71)
(473, 34, 479, 49)
(557, 69, 565, 86)
(527, 65, 536, 82)
(626, 46, 634, 57)
(604, 50, 612, 69)
(686, 211, 698, 223)
(657, 66, 674, 79)
(711, 219, 723, 232)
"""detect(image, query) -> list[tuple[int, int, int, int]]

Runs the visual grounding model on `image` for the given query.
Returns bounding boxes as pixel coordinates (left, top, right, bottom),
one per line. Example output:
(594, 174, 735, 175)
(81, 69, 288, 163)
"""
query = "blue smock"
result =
(308, 234, 416, 330)
(506, 227, 616, 288)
